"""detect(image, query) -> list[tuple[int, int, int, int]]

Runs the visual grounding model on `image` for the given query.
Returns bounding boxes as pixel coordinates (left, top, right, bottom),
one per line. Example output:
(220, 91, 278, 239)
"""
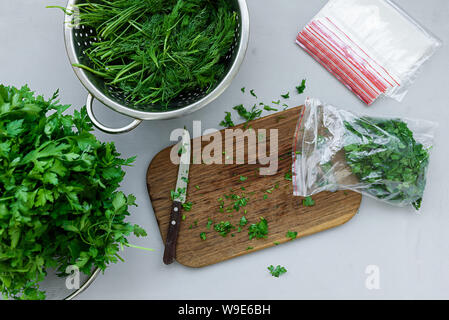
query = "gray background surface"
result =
(1, 0, 448, 299)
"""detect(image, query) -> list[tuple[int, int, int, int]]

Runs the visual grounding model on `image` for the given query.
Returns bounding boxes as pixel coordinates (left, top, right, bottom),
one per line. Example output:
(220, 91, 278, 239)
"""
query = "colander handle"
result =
(86, 94, 143, 134)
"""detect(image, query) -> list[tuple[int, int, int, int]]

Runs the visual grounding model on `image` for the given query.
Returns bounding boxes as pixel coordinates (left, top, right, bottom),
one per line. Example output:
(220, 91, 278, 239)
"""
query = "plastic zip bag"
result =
(296, 0, 442, 105)
(292, 98, 437, 210)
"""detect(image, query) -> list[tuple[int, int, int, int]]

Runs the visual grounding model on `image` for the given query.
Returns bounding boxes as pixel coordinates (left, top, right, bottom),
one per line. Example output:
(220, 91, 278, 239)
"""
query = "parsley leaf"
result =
(303, 196, 315, 207)
(268, 265, 287, 277)
(281, 92, 290, 99)
(296, 79, 307, 94)
(286, 231, 298, 240)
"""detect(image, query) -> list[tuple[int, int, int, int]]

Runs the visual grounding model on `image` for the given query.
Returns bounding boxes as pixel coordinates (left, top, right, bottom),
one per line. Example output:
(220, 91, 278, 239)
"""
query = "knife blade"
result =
(163, 129, 191, 265)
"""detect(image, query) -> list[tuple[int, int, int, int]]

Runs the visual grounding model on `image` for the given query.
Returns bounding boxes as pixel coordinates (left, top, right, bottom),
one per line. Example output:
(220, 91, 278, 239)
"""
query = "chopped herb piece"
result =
(286, 231, 298, 240)
(233, 104, 262, 122)
(246, 246, 253, 250)
(248, 217, 268, 240)
(200, 232, 207, 241)
(303, 196, 315, 207)
(296, 79, 307, 94)
(274, 242, 280, 245)
(250, 89, 257, 98)
(195, 185, 200, 190)
(220, 112, 235, 128)
(194, 220, 198, 226)
(263, 194, 268, 200)
(182, 201, 193, 212)
(178, 145, 187, 156)
(214, 221, 235, 237)
(272, 100, 280, 105)
(182, 215, 186, 221)
(206, 218, 213, 229)
(240, 176, 248, 182)
(241, 87, 245, 93)
(239, 216, 248, 226)
(170, 187, 186, 200)
(281, 92, 290, 99)
(181, 177, 189, 183)
(264, 105, 278, 112)
(284, 172, 292, 181)
(268, 265, 287, 278)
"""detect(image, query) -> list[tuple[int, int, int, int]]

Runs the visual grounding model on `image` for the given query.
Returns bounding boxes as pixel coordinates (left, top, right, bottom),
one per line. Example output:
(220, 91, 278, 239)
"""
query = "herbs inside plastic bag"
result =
(292, 98, 436, 210)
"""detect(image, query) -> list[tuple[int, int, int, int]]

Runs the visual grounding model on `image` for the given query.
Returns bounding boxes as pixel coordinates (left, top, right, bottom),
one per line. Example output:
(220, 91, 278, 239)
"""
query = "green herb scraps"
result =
(263, 105, 278, 112)
(233, 104, 263, 122)
(296, 79, 307, 94)
(182, 201, 193, 211)
(60, 0, 237, 108)
(286, 231, 298, 240)
(0, 84, 146, 300)
(248, 217, 269, 240)
(303, 196, 315, 207)
(239, 216, 248, 227)
(220, 112, 235, 128)
(214, 221, 235, 237)
(268, 265, 287, 278)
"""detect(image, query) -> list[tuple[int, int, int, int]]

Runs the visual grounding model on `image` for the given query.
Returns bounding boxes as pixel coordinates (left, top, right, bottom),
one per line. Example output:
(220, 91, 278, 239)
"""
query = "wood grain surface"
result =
(146, 106, 361, 268)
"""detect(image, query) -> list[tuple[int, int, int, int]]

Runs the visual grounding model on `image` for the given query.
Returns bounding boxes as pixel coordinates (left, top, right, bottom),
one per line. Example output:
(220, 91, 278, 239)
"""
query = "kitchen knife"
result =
(163, 129, 191, 265)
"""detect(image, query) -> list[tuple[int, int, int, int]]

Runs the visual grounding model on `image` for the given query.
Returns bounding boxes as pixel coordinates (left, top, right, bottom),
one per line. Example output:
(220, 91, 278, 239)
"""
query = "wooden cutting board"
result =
(146, 106, 361, 268)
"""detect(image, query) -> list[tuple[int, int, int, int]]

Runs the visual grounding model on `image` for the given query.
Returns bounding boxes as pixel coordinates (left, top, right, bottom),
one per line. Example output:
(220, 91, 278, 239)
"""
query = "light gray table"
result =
(1, 0, 448, 299)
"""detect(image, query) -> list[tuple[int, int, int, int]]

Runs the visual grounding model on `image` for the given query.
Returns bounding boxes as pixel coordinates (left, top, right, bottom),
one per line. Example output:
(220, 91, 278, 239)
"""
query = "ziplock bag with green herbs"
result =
(292, 98, 437, 210)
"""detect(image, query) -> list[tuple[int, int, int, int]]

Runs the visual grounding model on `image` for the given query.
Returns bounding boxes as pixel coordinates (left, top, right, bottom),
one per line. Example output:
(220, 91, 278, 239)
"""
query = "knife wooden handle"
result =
(163, 201, 183, 265)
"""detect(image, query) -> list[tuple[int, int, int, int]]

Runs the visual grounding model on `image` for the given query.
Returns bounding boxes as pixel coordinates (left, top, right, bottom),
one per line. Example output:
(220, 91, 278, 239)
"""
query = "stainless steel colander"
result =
(64, 0, 249, 134)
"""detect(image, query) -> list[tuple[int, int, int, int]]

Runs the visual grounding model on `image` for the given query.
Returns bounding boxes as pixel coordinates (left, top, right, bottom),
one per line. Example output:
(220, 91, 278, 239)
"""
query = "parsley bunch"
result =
(0, 85, 146, 299)
(343, 117, 430, 210)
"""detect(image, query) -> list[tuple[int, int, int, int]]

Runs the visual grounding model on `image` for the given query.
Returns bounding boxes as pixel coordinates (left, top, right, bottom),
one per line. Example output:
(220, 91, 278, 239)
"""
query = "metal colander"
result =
(64, 0, 250, 133)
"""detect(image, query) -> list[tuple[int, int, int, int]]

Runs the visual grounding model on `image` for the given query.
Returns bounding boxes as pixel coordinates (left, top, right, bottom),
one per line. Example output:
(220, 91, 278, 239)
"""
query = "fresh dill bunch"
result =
(72, 0, 237, 110)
